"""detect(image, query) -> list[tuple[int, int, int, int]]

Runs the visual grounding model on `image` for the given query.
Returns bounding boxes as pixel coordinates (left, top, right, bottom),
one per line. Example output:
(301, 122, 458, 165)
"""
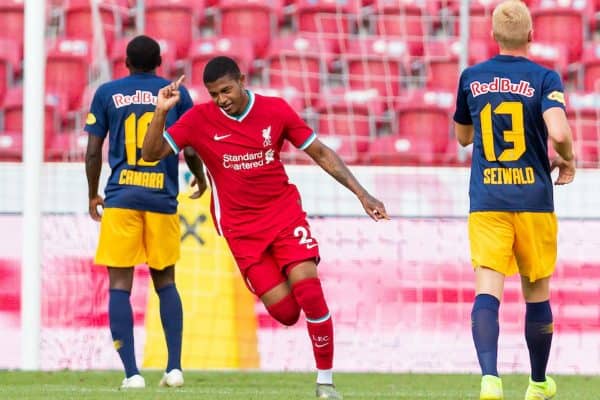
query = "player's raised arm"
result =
(142, 75, 185, 162)
(304, 138, 389, 221)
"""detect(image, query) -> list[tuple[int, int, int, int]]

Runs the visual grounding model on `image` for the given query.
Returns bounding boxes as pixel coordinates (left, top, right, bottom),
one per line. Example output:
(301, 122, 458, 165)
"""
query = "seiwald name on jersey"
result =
(85, 73, 193, 214)
(454, 55, 567, 212)
(164, 91, 316, 236)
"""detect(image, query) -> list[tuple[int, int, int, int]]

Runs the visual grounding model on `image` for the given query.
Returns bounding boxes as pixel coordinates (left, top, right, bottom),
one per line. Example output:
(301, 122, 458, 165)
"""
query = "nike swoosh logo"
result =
(214, 134, 232, 141)
(306, 243, 318, 249)
(314, 342, 329, 348)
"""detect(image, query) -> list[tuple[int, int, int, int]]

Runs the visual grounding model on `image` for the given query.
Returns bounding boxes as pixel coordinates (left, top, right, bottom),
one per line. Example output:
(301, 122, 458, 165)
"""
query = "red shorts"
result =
(225, 214, 320, 297)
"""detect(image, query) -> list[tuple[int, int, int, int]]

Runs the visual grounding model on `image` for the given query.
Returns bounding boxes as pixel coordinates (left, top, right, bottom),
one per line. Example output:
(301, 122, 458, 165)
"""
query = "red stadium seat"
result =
(0, 38, 19, 105)
(251, 85, 305, 113)
(144, 0, 202, 59)
(581, 41, 600, 92)
(316, 87, 384, 161)
(0, 0, 24, 59)
(341, 36, 411, 109)
(46, 130, 88, 161)
(187, 36, 254, 85)
(294, 0, 361, 54)
(0, 131, 21, 161)
(216, 0, 280, 58)
(264, 35, 335, 108)
(62, 0, 123, 54)
(567, 91, 600, 166)
(369, 0, 427, 56)
(109, 36, 176, 79)
(423, 38, 490, 91)
(527, 42, 569, 76)
(2, 87, 62, 136)
(368, 90, 455, 165)
(186, 84, 213, 104)
(449, 0, 502, 56)
(531, 6, 584, 64)
(45, 38, 92, 110)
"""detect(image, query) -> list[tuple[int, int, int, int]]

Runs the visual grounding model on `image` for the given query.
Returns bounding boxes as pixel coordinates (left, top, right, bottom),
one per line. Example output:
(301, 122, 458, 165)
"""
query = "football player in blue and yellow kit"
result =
(84, 35, 206, 389)
(453, 2, 575, 399)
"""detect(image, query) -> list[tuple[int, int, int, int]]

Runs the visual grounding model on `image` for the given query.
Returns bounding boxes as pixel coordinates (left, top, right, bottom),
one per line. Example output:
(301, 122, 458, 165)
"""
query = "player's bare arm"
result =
(85, 134, 105, 221)
(544, 107, 575, 185)
(304, 138, 389, 221)
(454, 122, 474, 146)
(142, 75, 185, 162)
(183, 147, 208, 199)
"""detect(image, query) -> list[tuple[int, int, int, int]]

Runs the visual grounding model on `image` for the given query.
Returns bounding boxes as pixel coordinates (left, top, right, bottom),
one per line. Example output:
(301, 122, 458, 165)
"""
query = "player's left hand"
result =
(550, 155, 576, 185)
(88, 195, 104, 221)
(189, 176, 208, 199)
(358, 193, 390, 221)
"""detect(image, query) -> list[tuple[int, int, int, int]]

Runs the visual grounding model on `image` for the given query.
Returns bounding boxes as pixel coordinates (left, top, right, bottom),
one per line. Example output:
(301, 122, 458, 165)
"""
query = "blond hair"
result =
(492, 1, 532, 50)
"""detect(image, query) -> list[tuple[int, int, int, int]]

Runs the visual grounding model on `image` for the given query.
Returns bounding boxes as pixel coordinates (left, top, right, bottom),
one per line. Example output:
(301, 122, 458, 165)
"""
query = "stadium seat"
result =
(449, 0, 502, 56)
(531, 6, 584, 64)
(216, 0, 280, 58)
(62, 0, 123, 55)
(567, 91, 600, 167)
(527, 42, 569, 76)
(368, 90, 455, 165)
(580, 41, 600, 92)
(264, 35, 335, 108)
(368, 0, 427, 56)
(186, 84, 213, 104)
(0, 258, 19, 313)
(251, 85, 305, 112)
(110, 36, 176, 79)
(45, 38, 92, 111)
(315, 87, 385, 161)
(340, 36, 411, 109)
(45, 130, 88, 162)
(187, 36, 254, 85)
(423, 38, 490, 91)
(144, 0, 202, 59)
(293, 0, 361, 54)
(0, 0, 24, 59)
(0, 38, 19, 105)
(1, 87, 62, 137)
(0, 131, 21, 161)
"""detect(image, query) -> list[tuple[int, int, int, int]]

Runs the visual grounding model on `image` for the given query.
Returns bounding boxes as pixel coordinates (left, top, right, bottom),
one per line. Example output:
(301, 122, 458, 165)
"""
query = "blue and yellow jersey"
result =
(85, 73, 193, 213)
(454, 55, 567, 212)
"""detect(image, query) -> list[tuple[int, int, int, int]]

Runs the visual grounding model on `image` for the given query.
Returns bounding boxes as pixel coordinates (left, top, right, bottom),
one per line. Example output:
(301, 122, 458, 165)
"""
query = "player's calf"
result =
(266, 294, 301, 326)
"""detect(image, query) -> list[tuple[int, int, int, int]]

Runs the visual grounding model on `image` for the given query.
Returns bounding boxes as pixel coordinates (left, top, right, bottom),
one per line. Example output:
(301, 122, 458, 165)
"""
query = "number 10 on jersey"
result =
(124, 112, 159, 167)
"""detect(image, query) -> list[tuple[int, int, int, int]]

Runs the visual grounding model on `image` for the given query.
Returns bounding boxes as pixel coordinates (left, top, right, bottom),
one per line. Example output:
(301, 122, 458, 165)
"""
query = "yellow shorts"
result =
(95, 208, 180, 269)
(468, 211, 557, 282)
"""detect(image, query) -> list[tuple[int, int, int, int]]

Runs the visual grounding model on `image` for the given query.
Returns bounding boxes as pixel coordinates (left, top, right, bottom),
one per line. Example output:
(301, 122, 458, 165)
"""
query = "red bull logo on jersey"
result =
(470, 78, 535, 98)
(112, 90, 157, 108)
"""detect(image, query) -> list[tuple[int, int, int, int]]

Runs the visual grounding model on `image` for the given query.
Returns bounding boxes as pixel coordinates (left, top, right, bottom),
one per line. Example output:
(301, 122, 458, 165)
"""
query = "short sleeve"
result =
(280, 98, 316, 149)
(453, 70, 472, 125)
(84, 85, 109, 137)
(541, 70, 566, 113)
(164, 107, 196, 154)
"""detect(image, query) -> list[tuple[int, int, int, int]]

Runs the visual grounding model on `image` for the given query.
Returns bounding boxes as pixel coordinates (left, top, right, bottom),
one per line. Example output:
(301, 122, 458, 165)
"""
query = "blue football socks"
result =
(157, 283, 183, 372)
(525, 300, 553, 382)
(108, 288, 139, 378)
(471, 293, 500, 377)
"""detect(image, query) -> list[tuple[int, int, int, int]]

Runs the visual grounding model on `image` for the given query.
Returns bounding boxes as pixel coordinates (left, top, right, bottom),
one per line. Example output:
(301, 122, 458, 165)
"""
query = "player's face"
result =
(205, 74, 248, 116)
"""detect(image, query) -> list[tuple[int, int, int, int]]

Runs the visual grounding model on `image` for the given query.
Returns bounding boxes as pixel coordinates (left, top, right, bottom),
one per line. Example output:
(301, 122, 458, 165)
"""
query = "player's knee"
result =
(291, 277, 329, 319)
(266, 294, 301, 326)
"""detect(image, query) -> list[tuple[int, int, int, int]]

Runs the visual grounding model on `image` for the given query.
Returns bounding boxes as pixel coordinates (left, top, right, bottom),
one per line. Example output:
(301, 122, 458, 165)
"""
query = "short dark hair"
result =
(126, 35, 161, 72)
(203, 56, 241, 83)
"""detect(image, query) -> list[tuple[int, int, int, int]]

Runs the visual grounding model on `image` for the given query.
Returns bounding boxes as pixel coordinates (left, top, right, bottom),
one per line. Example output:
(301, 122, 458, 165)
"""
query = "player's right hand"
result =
(88, 195, 104, 221)
(550, 155, 576, 185)
(157, 75, 185, 112)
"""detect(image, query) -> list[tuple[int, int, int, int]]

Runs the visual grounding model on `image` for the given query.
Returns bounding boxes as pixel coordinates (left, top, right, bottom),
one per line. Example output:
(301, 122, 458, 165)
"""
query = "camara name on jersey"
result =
(112, 90, 157, 108)
(470, 77, 534, 98)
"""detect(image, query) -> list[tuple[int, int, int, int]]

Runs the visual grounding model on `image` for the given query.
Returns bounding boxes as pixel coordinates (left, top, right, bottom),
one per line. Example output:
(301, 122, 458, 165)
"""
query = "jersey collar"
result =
(219, 90, 254, 122)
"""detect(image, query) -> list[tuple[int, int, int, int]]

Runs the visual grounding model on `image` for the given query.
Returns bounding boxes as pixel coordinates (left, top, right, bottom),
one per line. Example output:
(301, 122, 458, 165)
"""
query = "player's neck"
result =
(498, 48, 528, 58)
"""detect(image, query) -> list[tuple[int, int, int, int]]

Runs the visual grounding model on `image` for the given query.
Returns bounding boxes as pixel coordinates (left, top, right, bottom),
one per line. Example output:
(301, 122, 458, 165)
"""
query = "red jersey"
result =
(165, 91, 316, 237)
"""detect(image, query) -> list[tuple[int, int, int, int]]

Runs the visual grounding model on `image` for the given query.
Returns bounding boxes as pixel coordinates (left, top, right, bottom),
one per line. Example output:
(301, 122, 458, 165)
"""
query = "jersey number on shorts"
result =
(480, 101, 525, 162)
(294, 226, 318, 249)
(124, 112, 159, 167)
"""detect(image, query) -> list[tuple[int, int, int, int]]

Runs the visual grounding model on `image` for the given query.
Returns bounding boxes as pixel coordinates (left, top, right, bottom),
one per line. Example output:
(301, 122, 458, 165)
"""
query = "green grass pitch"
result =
(0, 371, 598, 399)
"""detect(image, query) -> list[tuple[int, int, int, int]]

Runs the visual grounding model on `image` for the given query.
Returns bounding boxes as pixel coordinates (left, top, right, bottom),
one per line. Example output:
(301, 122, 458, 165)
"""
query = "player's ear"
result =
(239, 73, 246, 88)
(527, 30, 533, 43)
(125, 57, 131, 70)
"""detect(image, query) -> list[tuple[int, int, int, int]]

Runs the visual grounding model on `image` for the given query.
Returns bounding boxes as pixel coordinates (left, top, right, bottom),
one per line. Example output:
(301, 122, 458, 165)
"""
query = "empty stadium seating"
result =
(568, 91, 600, 165)
(187, 36, 254, 84)
(0, 0, 24, 59)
